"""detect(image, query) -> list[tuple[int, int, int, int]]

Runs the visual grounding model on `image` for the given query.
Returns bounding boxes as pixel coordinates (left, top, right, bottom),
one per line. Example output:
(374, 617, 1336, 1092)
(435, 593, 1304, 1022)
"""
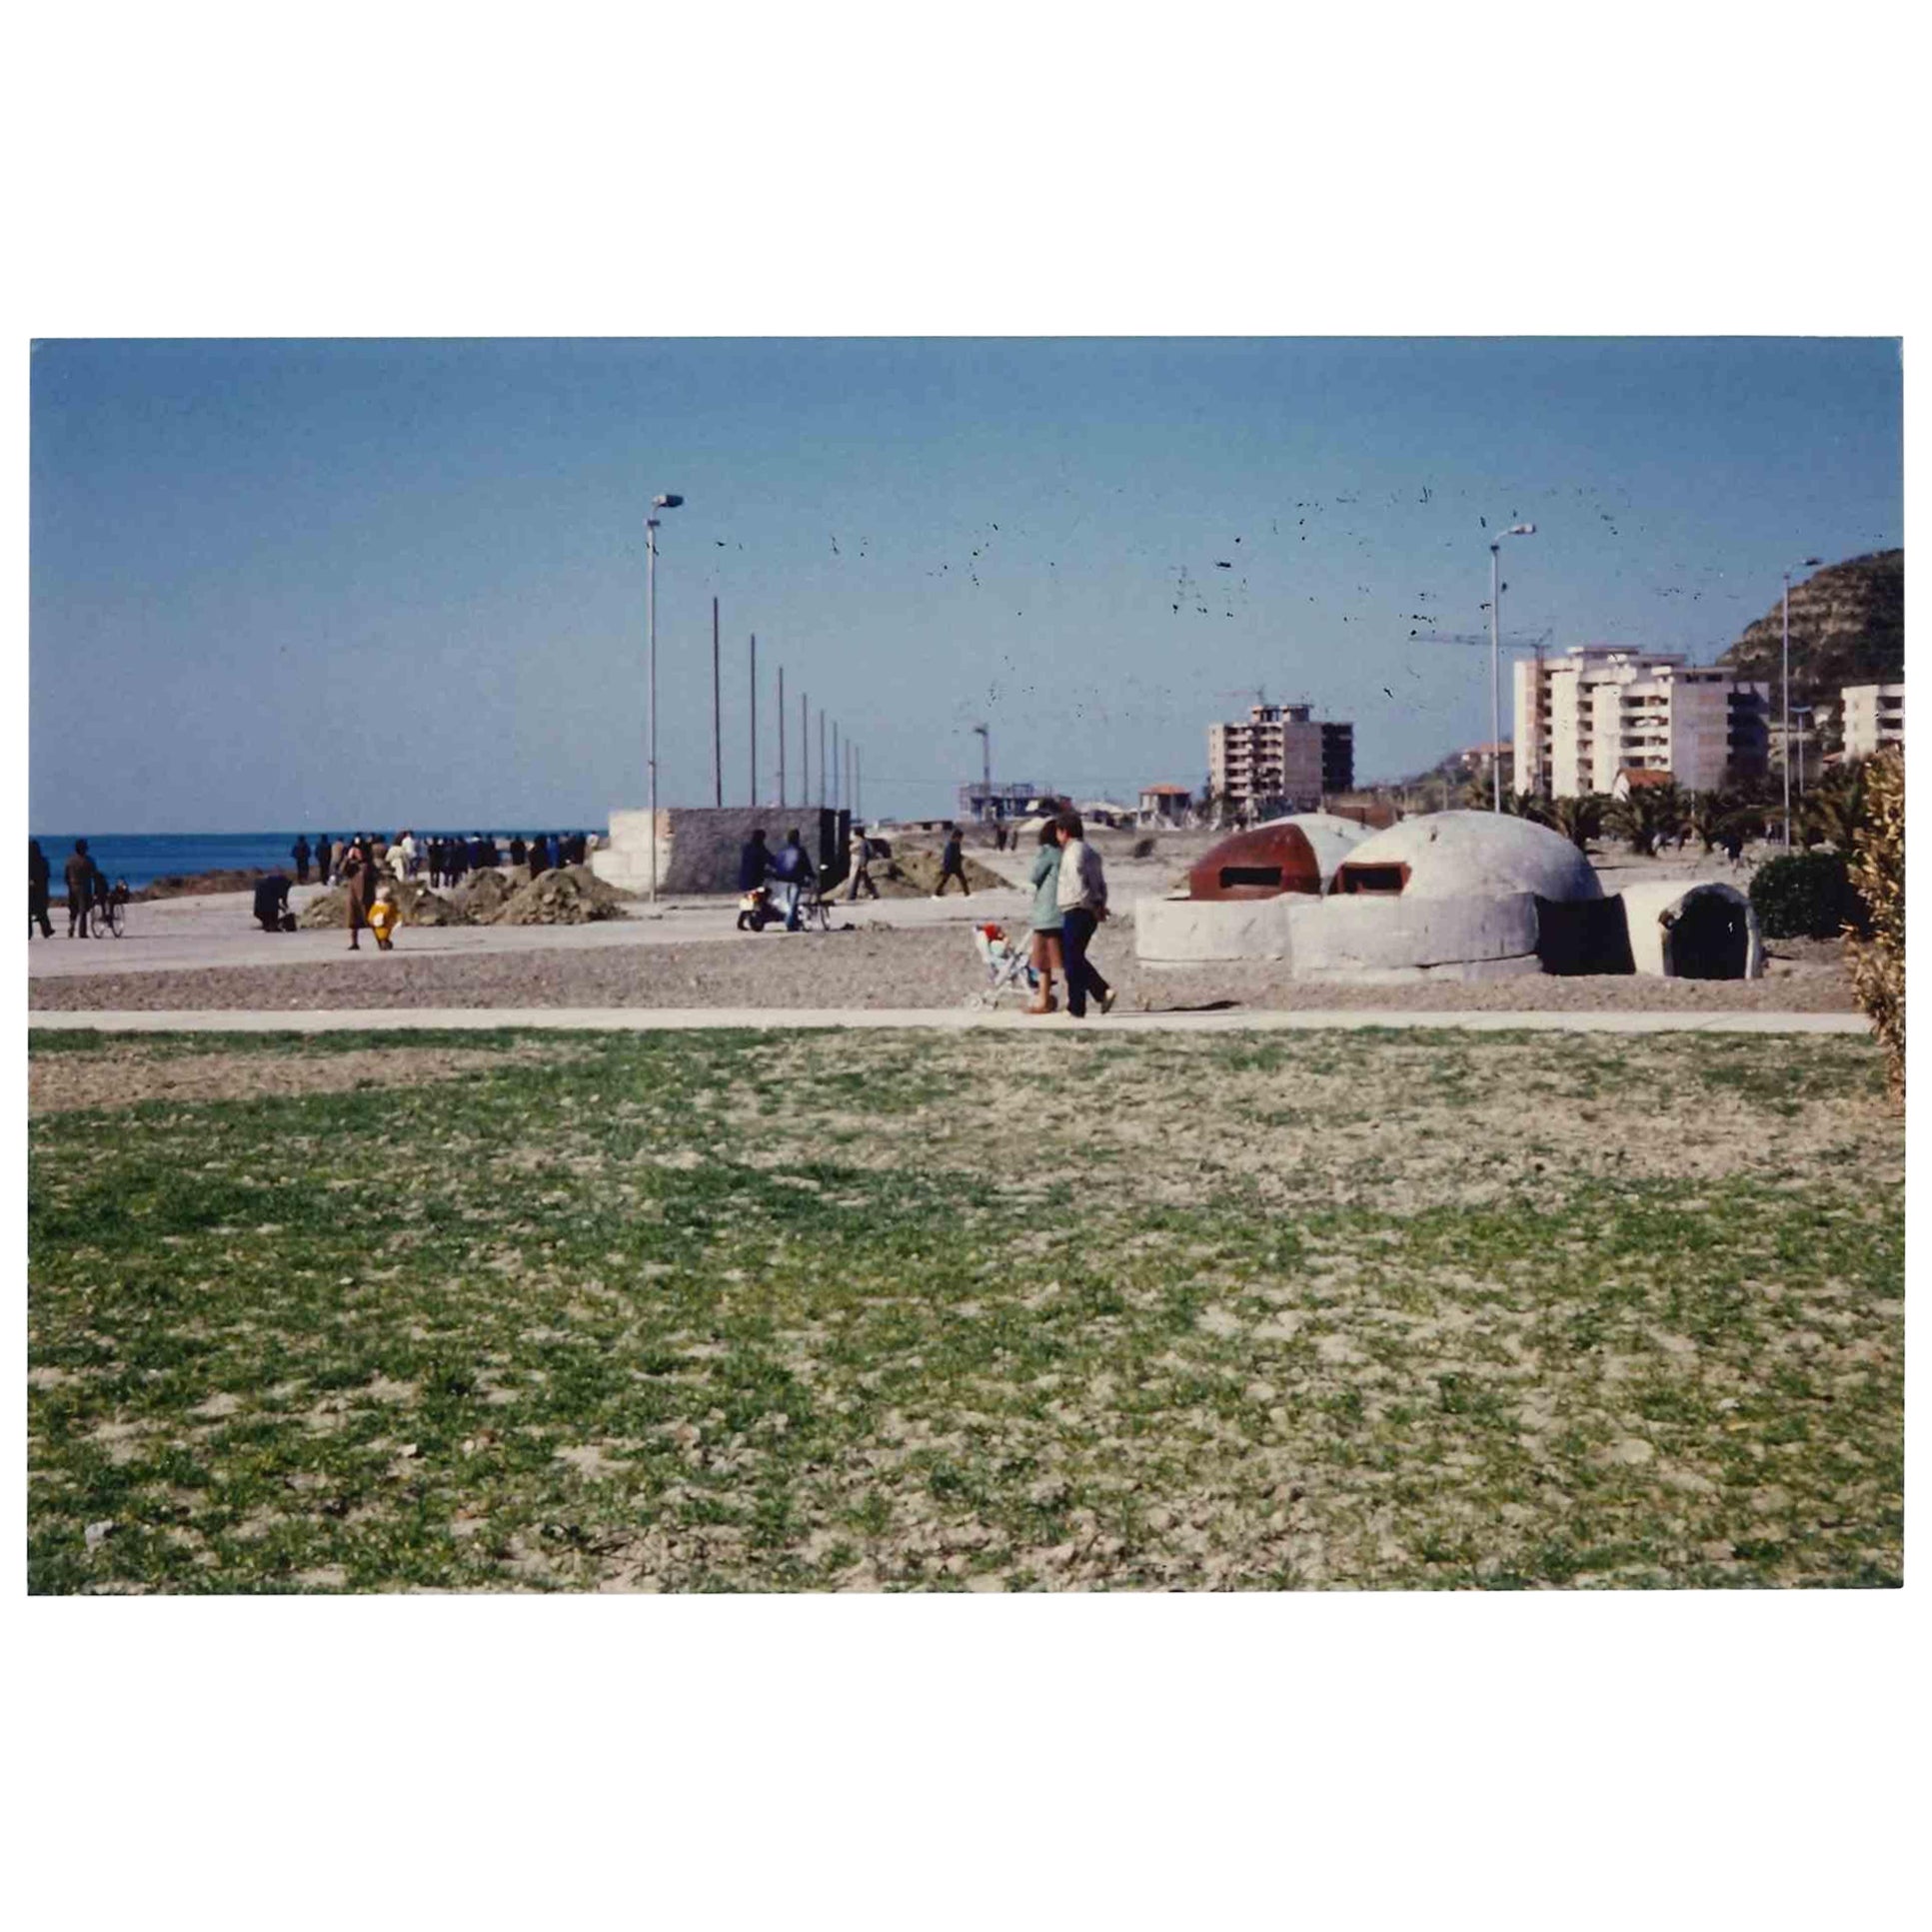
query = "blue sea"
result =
(26, 831, 576, 891)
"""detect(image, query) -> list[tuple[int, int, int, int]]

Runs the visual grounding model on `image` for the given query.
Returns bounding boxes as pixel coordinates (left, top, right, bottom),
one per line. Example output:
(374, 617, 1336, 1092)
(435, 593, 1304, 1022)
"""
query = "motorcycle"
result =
(737, 884, 774, 932)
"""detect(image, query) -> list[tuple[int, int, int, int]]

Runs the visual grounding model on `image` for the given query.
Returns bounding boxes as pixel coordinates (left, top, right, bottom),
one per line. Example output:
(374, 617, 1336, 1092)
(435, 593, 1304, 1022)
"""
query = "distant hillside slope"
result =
(1718, 551, 1903, 719)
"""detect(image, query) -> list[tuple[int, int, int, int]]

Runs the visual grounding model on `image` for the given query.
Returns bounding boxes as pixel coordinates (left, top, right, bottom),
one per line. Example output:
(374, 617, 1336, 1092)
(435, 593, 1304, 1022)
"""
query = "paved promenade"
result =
(26, 1006, 1873, 1036)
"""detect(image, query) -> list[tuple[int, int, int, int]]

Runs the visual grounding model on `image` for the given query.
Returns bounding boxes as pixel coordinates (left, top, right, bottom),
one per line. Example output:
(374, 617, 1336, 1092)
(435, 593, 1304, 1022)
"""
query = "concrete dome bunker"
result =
(1307, 811, 1616, 981)
(1132, 814, 1370, 965)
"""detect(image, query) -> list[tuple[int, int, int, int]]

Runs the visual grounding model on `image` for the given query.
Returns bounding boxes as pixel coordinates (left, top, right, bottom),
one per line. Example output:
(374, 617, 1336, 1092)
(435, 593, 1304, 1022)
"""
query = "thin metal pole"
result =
(1489, 542, 1502, 812)
(801, 690, 810, 814)
(750, 635, 758, 807)
(855, 745, 861, 820)
(778, 666, 786, 808)
(647, 517, 660, 902)
(712, 597, 722, 809)
(1781, 574, 1792, 849)
(819, 709, 827, 809)
(832, 721, 840, 812)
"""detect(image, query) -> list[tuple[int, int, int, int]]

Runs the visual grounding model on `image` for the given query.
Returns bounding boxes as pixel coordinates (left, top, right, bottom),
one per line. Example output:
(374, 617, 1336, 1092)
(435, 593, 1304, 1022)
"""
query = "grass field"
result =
(27, 1025, 1903, 1591)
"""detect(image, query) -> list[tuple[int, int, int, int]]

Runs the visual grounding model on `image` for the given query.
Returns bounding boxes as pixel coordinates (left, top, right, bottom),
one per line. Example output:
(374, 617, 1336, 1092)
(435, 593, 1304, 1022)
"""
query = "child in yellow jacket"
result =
(367, 880, 400, 951)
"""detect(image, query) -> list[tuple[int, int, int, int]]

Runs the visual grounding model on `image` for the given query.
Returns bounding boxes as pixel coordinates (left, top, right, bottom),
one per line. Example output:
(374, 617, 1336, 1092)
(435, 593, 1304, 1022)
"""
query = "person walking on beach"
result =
(1053, 811, 1114, 1019)
(291, 835, 311, 885)
(328, 838, 346, 887)
(844, 824, 880, 901)
(1025, 818, 1064, 1013)
(29, 840, 55, 938)
(64, 840, 96, 938)
(933, 824, 969, 897)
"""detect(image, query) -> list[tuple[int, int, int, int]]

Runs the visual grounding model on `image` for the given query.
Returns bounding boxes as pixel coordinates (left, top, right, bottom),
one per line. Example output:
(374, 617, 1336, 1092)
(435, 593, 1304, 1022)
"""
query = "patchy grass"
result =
(27, 1026, 1903, 1592)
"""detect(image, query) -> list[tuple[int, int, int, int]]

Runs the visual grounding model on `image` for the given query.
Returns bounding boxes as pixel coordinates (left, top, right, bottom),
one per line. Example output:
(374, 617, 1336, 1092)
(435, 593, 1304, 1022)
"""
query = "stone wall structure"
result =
(593, 807, 848, 897)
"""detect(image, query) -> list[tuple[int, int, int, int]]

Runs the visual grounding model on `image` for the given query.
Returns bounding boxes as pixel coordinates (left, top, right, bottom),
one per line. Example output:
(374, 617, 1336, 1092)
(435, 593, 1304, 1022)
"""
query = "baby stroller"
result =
(963, 922, 1041, 1009)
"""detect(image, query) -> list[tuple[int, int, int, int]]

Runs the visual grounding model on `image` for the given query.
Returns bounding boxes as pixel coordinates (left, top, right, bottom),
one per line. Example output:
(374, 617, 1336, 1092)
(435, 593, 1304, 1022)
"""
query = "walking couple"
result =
(1024, 810, 1114, 1018)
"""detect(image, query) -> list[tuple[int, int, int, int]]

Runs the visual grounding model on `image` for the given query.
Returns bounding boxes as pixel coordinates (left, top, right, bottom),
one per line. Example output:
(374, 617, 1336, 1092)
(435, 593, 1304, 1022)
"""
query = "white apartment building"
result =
(1207, 704, 1353, 814)
(1513, 647, 1770, 798)
(1839, 683, 1904, 761)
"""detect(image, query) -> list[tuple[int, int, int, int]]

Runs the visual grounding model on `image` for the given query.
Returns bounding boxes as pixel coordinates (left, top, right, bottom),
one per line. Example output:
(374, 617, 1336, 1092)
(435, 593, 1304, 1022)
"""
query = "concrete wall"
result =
(593, 806, 847, 896)
(1285, 892, 1543, 979)
(1133, 894, 1296, 965)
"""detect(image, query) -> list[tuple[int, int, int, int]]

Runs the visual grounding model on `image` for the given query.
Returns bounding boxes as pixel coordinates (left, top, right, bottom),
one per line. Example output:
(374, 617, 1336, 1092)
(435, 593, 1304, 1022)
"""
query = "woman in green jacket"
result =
(1025, 819, 1063, 1014)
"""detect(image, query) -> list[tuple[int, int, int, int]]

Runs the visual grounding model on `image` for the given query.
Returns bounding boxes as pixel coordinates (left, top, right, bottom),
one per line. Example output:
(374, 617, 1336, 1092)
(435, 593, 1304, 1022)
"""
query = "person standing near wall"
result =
(844, 824, 880, 901)
(1053, 811, 1114, 1018)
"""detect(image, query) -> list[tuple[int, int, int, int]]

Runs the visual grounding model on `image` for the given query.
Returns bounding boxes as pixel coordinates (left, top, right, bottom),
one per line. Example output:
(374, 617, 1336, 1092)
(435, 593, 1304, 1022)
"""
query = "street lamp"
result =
(645, 493, 685, 902)
(1489, 524, 1536, 811)
(1781, 557, 1822, 849)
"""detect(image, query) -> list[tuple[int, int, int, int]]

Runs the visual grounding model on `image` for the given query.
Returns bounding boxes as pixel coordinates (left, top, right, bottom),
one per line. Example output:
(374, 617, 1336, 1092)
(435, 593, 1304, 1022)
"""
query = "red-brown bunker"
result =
(1185, 824, 1324, 901)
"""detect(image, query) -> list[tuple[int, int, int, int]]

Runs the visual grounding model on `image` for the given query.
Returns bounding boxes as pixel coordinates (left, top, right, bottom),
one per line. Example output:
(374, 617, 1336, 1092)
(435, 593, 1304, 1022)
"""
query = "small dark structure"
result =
(1185, 825, 1323, 902)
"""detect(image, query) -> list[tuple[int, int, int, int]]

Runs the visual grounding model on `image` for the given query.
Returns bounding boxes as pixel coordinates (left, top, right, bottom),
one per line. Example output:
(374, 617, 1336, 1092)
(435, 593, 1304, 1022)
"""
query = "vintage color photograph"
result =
(28, 336, 1903, 1594)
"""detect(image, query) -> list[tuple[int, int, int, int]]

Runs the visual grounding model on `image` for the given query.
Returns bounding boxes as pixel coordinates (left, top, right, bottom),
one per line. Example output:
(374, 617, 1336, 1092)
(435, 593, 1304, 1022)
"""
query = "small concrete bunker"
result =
(1135, 814, 1368, 964)
(1312, 811, 1616, 980)
(1616, 879, 1764, 979)
(1134, 809, 1764, 980)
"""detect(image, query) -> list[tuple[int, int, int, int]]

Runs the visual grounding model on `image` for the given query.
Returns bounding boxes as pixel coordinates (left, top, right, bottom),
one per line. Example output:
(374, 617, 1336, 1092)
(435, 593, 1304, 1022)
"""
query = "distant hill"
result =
(1717, 551, 1903, 723)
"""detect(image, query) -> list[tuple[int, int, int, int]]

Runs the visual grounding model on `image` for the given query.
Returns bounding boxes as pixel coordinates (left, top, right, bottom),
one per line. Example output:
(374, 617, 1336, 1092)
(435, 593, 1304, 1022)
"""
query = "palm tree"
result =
(1547, 793, 1604, 853)
(1501, 790, 1553, 827)
(1686, 789, 1748, 854)
(1605, 782, 1685, 858)
(1799, 760, 1869, 854)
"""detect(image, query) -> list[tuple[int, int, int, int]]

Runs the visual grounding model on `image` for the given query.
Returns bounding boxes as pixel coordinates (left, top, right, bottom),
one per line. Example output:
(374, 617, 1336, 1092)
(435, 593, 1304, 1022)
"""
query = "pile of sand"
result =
(298, 879, 463, 930)
(491, 865, 629, 926)
(874, 846, 1006, 898)
(449, 870, 515, 921)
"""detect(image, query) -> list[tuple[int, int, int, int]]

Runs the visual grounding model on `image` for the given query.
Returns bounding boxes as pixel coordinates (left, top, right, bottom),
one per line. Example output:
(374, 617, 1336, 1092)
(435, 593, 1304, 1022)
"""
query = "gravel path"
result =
(27, 924, 1858, 1013)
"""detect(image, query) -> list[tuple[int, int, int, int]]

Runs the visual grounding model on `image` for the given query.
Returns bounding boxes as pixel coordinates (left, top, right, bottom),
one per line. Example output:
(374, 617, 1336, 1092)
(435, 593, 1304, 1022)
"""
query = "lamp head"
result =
(652, 493, 685, 511)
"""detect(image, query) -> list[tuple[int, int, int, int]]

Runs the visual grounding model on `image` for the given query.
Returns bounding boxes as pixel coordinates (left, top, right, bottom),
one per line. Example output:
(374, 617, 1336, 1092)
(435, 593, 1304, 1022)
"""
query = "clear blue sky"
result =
(29, 337, 1901, 832)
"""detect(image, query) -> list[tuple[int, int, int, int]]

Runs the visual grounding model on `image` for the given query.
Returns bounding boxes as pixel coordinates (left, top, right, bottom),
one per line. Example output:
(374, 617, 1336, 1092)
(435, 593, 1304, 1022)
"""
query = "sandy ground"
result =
(27, 836, 1854, 1014)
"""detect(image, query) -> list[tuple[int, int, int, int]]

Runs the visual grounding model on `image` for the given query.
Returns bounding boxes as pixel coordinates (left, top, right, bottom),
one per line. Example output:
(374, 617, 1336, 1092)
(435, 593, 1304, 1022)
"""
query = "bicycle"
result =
(92, 880, 129, 939)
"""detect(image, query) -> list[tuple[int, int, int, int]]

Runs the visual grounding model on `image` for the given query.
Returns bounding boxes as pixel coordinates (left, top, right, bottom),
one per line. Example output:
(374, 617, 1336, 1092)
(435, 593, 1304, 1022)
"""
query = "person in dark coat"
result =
(64, 839, 95, 937)
(509, 836, 527, 870)
(291, 835, 311, 885)
(444, 838, 468, 888)
(254, 874, 295, 932)
(739, 830, 772, 893)
(528, 835, 549, 879)
(29, 840, 54, 937)
(934, 824, 969, 897)
(341, 838, 380, 951)
(770, 828, 816, 931)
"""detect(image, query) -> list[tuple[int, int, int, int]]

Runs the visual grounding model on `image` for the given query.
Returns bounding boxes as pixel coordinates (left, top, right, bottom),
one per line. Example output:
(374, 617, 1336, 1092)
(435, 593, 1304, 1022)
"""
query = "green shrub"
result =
(1845, 749, 1903, 1095)
(1749, 852, 1861, 940)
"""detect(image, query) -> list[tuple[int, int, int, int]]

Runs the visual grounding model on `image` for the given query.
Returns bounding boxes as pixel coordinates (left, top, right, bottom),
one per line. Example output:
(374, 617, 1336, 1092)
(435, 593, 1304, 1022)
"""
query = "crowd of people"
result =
(287, 830, 593, 889)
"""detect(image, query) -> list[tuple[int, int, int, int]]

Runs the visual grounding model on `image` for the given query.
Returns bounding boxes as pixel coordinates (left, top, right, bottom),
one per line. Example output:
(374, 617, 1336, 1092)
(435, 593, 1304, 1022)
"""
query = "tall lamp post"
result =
(1488, 524, 1536, 811)
(645, 493, 684, 903)
(1781, 558, 1823, 848)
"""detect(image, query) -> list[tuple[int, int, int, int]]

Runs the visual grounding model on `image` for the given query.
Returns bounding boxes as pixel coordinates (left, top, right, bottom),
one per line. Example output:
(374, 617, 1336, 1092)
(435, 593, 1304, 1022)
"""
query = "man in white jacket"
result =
(1053, 811, 1115, 1018)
